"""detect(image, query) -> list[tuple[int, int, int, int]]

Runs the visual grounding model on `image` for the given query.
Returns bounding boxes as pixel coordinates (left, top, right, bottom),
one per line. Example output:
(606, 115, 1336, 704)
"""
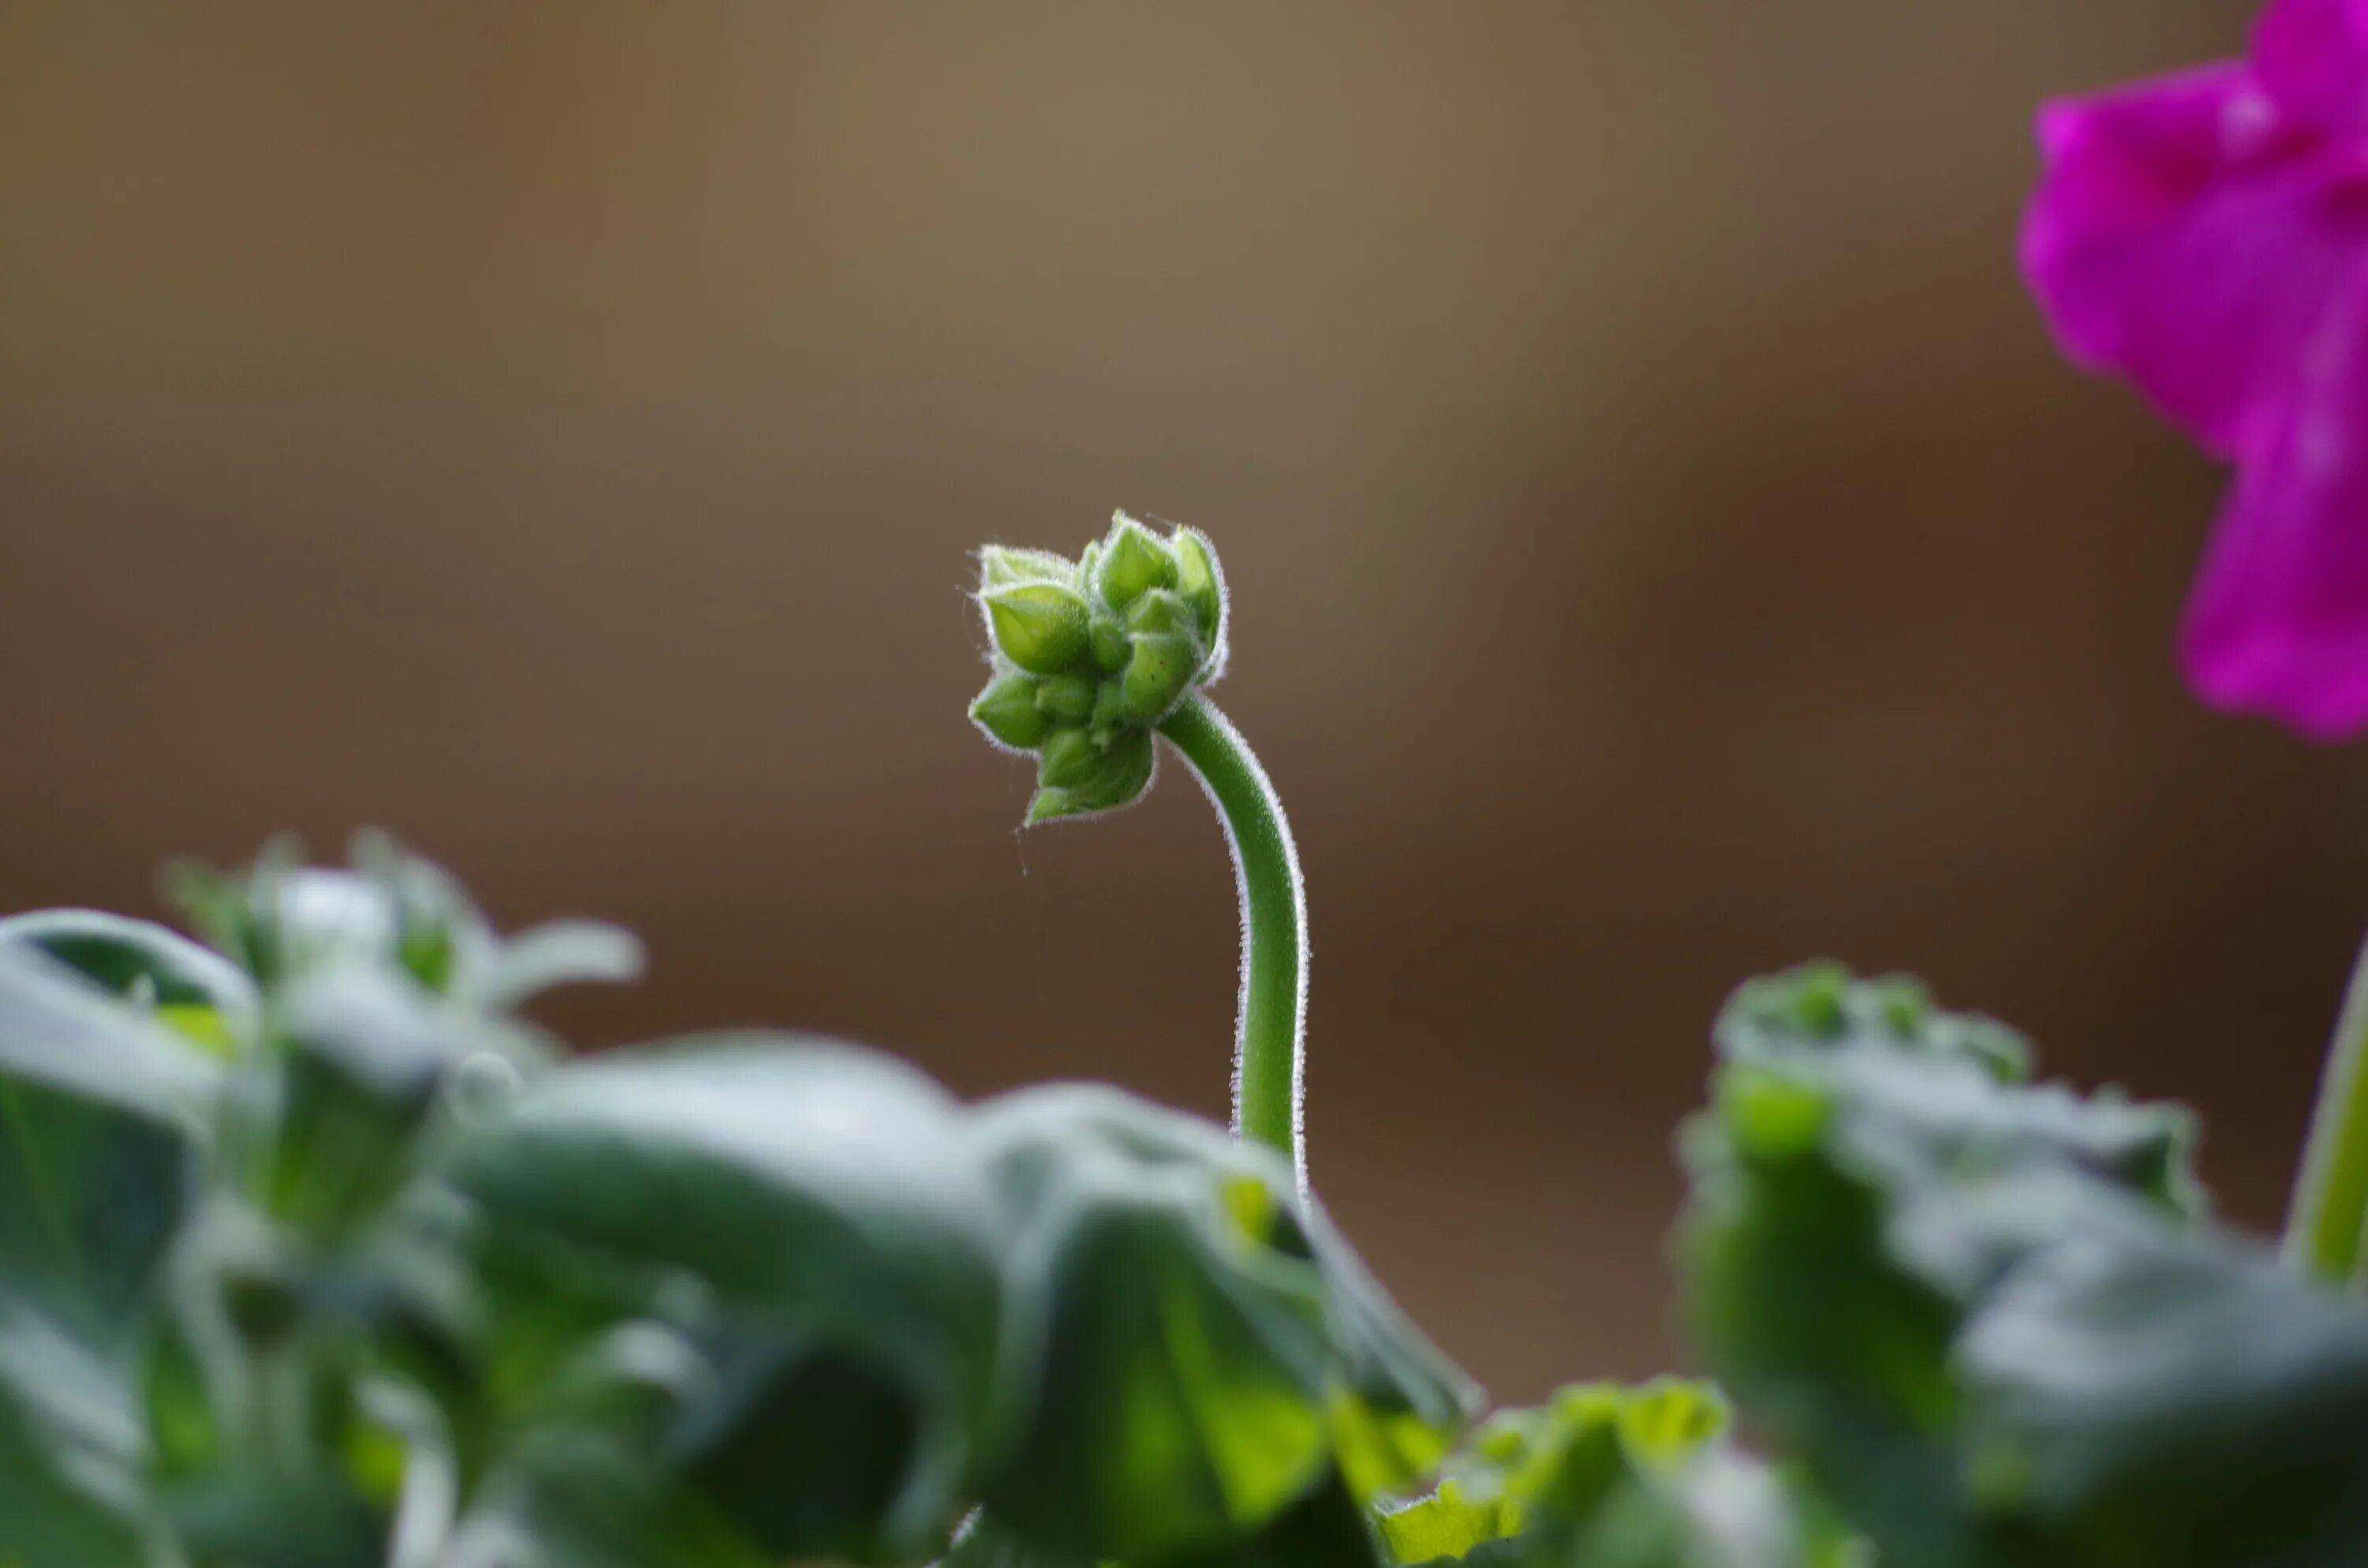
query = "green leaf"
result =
(669, 1337, 942, 1564)
(965, 1084, 1478, 1564)
(1381, 1480, 1523, 1567)
(939, 1510, 1094, 1568)
(169, 836, 629, 1015)
(1956, 1226, 2368, 1566)
(142, 1309, 220, 1480)
(0, 946, 223, 1123)
(448, 1437, 774, 1568)
(1714, 964, 2029, 1084)
(479, 920, 644, 1012)
(0, 911, 257, 1057)
(1161, 1469, 1388, 1568)
(170, 848, 465, 996)
(1681, 964, 2366, 1568)
(1383, 1381, 1813, 1568)
(1617, 1380, 1731, 1466)
(350, 830, 500, 997)
(164, 1471, 384, 1568)
(944, 1481, 1382, 1568)
(453, 1223, 686, 1436)
(436, 1037, 1006, 1562)
(0, 952, 210, 1353)
(264, 967, 512, 1241)
(0, 1311, 158, 1568)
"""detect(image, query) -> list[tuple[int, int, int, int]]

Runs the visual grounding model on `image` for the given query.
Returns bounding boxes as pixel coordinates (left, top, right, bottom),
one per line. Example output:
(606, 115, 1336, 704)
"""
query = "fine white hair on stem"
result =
(1170, 700, 1310, 1194)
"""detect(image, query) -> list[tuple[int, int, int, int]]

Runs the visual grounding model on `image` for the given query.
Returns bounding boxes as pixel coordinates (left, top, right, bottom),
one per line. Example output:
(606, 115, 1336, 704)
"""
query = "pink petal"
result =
(2179, 258, 2368, 740)
(2254, 0, 2368, 128)
(2024, 65, 2361, 455)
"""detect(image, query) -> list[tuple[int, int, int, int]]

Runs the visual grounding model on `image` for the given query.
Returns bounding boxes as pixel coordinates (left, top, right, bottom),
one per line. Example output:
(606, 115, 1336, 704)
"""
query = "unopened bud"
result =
(1091, 678, 1129, 736)
(1036, 672, 1098, 724)
(1124, 587, 1197, 641)
(1096, 513, 1179, 611)
(970, 674, 1050, 750)
(1171, 529, 1224, 662)
(1090, 615, 1131, 674)
(968, 515, 1235, 827)
(1120, 633, 1200, 723)
(980, 546, 1077, 591)
(1036, 727, 1103, 790)
(984, 583, 1092, 674)
(1027, 727, 1154, 821)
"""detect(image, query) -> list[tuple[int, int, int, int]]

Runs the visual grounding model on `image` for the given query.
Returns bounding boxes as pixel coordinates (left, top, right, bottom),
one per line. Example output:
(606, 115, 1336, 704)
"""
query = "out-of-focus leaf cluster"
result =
(1377, 1379, 1850, 1568)
(0, 839, 1474, 1568)
(9, 840, 2366, 1568)
(1683, 962, 2368, 1568)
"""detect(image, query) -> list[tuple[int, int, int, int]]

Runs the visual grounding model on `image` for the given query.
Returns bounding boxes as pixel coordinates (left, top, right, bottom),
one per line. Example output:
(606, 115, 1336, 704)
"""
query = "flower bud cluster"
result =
(969, 512, 1227, 823)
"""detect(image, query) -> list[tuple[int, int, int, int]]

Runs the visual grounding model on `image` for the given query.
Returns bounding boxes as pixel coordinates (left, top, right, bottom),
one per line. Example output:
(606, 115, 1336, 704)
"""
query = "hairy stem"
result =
(1156, 694, 1308, 1185)
(2286, 930, 2368, 1285)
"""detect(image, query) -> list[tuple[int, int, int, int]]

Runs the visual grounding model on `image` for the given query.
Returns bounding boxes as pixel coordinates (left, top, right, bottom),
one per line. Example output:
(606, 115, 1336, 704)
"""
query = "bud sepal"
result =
(982, 583, 1092, 675)
(969, 673, 1051, 752)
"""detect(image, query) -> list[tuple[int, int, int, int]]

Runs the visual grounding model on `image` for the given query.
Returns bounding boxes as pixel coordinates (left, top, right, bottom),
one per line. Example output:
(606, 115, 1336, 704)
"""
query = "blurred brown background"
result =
(2, 1, 2355, 1399)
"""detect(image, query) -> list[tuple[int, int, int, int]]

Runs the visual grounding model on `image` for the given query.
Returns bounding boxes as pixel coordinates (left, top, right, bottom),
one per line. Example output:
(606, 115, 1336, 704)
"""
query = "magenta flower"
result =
(2023, 0, 2368, 739)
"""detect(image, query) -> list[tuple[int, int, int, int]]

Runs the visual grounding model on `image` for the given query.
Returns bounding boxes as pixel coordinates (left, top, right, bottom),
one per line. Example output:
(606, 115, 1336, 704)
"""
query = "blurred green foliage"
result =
(2, 850, 2361, 1568)
(0, 840, 1466, 1568)
(1684, 964, 2368, 1568)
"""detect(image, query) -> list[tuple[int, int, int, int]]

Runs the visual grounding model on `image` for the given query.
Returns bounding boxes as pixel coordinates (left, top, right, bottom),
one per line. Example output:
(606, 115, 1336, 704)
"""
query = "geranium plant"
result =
(10, 8, 2368, 1558)
(3, 503, 2366, 1568)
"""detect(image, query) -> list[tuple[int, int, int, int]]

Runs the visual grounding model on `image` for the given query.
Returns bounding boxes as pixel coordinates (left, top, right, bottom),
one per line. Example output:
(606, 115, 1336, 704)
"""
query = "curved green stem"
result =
(2285, 930, 2368, 1285)
(1156, 694, 1307, 1186)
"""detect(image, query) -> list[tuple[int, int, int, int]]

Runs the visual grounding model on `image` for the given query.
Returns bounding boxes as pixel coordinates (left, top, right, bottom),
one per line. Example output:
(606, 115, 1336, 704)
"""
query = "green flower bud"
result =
(1095, 512, 1179, 610)
(1024, 788, 1079, 825)
(969, 515, 1235, 826)
(1090, 677, 1129, 736)
(1088, 727, 1156, 806)
(979, 545, 1077, 591)
(1124, 586, 1197, 639)
(1120, 631, 1200, 723)
(969, 673, 1049, 750)
(1036, 727, 1103, 790)
(1171, 527, 1225, 664)
(984, 582, 1092, 675)
(1029, 728, 1154, 821)
(1089, 614, 1131, 674)
(1035, 672, 1097, 724)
